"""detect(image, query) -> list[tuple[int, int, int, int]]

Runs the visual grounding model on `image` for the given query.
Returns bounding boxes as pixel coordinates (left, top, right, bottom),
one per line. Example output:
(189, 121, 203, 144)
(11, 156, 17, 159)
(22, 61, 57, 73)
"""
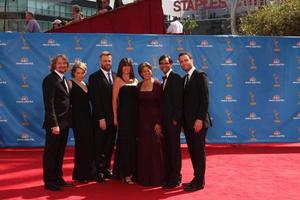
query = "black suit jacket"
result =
(162, 71, 183, 123)
(183, 69, 212, 130)
(88, 69, 115, 125)
(42, 72, 71, 130)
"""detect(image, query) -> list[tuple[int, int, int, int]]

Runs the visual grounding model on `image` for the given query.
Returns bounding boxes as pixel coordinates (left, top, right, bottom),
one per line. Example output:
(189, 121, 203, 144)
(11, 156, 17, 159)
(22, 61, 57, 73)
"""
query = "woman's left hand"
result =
(154, 124, 162, 136)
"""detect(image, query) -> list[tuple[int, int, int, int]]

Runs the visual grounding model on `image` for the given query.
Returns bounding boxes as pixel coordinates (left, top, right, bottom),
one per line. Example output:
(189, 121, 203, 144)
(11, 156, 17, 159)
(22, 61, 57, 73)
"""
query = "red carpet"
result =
(0, 144, 300, 200)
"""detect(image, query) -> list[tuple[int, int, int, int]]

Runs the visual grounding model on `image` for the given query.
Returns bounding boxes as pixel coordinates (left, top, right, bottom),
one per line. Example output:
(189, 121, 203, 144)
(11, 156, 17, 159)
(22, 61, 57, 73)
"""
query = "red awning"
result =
(48, 0, 165, 34)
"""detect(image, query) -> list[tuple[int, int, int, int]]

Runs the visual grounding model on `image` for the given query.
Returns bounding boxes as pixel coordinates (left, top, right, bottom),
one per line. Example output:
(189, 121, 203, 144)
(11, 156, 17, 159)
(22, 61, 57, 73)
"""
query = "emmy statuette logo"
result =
(249, 92, 256, 106)
(249, 128, 256, 142)
(21, 112, 30, 126)
(297, 56, 300, 70)
(74, 36, 82, 50)
(225, 109, 233, 124)
(151, 56, 158, 69)
(273, 73, 280, 88)
(21, 35, 29, 50)
(225, 73, 233, 88)
(126, 37, 134, 51)
(21, 73, 29, 88)
(176, 37, 184, 51)
(200, 55, 208, 69)
(249, 56, 257, 70)
(273, 109, 281, 123)
(273, 39, 280, 52)
(225, 38, 233, 52)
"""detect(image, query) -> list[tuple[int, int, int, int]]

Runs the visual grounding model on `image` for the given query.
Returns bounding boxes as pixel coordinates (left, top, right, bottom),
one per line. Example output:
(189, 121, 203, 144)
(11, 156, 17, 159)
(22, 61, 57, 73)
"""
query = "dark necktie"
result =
(184, 74, 189, 88)
(62, 76, 69, 93)
(162, 75, 167, 90)
(107, 72, 113, 85)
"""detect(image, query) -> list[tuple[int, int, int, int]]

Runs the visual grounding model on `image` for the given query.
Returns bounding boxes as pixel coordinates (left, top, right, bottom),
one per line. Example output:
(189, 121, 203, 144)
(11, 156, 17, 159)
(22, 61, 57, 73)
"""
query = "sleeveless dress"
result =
(113, 84, 138, 178)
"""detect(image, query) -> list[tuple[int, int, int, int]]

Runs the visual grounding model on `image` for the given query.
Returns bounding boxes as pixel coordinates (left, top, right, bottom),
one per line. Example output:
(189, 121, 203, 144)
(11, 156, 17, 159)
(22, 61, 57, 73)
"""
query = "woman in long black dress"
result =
(69, 61, 95, 184)
(136, 62, 164, 186)
(112, 58, 138, 184)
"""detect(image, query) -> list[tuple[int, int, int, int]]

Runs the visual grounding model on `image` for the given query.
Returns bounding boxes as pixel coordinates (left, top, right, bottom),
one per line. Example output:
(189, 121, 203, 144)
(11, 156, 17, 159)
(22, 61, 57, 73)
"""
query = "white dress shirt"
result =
(187, 66, 196, 78)
(54, 70, 69, 93)
(100, 67, 113, 84)
(184, 66, 195, 87)
(167, 20, 183, 34)
(163, 68, 173, 90)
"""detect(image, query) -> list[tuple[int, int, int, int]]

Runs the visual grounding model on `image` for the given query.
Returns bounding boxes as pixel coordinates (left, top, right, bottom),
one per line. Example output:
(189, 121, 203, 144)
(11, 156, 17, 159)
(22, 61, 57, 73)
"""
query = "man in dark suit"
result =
(88, 51, 116, 183)
(179, 52, 212, 192)
(159, 55, 183, 189)
(42, 54, 73, 191)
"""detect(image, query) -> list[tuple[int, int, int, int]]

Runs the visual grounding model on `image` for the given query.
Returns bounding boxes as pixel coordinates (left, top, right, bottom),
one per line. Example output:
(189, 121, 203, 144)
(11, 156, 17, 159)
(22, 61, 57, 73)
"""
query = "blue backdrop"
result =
(0, 33, 299, 147)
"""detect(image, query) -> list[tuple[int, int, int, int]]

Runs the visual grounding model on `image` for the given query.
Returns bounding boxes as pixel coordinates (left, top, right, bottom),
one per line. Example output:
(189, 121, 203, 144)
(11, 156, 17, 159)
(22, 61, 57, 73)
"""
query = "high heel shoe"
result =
(122, 176, 134, 185)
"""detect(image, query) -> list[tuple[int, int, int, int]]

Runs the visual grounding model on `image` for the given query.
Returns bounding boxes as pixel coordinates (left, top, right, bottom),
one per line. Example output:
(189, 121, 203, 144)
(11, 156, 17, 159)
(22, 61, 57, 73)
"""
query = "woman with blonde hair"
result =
(71, 4, 84, 23)
(69, 61, 95, 184)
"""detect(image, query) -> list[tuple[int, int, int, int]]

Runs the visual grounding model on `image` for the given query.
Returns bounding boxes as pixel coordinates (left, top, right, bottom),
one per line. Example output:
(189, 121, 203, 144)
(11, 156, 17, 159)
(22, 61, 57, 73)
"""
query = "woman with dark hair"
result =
(97, 0, 113, 14)
(68, 61, 95, 184)
(114, 0, 124, 9)
(112, 57, 138, 184)
(136, 62, 165, 186)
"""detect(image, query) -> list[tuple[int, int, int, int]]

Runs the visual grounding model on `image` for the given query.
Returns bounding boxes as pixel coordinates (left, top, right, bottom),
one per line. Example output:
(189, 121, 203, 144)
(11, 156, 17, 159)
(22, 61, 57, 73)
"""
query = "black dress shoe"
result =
(96, 173, 107, 183)
(78, 180, 89, 184)
(57, 180, 74, 187)
(162, 181, 181, 189)
(96, 177, 106, 183)
(44, 183, 62, 191)
(182, 182, 190, 187)
(182, 179, 195, 187)
(104, 171, 113, 179)
(182, 178, 202, 187)
(183, 183, 204, 192)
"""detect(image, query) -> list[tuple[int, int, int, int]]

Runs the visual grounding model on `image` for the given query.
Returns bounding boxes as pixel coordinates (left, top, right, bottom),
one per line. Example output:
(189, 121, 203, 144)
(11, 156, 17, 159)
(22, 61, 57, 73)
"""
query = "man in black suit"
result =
(159, 55, 183, 189)
(42, 54, 73, 191)
(179, 52, 212, 192)
(88, 51, 116, 183)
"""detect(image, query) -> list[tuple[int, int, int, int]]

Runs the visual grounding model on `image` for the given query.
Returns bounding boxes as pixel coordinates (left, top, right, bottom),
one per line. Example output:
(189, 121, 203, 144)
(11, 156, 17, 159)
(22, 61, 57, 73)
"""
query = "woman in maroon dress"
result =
(136, 62, 165, 186)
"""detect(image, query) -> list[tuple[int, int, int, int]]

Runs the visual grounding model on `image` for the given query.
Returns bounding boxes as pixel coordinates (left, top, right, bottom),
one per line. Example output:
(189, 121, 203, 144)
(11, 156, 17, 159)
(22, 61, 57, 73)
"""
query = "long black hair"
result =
(114, 0, 124, 9)
(116, 57, 135, 79)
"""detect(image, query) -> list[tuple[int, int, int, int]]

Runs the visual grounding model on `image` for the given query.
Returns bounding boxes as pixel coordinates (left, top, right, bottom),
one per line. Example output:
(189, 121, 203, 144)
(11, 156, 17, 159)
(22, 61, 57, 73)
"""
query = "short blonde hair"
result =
(50, 54, 70, 72)
(71, 61, 87, 78)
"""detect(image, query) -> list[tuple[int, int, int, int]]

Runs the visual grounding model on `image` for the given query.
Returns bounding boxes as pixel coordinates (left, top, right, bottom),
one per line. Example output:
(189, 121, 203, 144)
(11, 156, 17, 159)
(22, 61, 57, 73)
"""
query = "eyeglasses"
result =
(159, 62, 170, 65)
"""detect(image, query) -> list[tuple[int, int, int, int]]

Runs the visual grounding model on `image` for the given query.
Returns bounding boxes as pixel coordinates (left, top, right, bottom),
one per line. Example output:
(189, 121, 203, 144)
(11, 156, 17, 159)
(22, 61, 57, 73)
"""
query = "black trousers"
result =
(184, 126, 207, 186)
(163, 121, 182, 184)
(43, 128, 69, 185)
(94, 123, 116, 175)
